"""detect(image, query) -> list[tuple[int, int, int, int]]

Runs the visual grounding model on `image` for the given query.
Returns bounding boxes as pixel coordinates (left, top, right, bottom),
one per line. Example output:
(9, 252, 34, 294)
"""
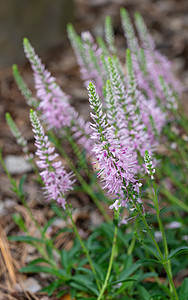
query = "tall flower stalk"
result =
(88, 82, 142, 298)
(30, 109, 101, 292)
(23, 38, 93, 154)
(30, 109, 74, 209)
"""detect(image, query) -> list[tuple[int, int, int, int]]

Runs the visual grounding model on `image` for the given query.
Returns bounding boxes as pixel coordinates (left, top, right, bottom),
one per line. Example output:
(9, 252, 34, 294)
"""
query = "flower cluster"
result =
(69, 10, 181, 124)
(23, 38, 93, 154)
(107, 52, 158, 158)
(10, 10, 180, 216)
(30, 109, 74, 208)
(121, 8, 182, 103)
(68, 25, 105, 97)
(88, 82, 140, 209)
(68, 15, 172, 164)
(144, 150, 156, 180)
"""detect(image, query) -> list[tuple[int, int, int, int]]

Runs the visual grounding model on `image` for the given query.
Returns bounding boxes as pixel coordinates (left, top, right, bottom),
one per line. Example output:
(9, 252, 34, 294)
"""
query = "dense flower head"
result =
(23, 38, 93, 155)
(121, 9, 182, 102)
(134, 12, 183, 95)
(30, 109, 74, 208)
(23, 38, 73, 129)
(88, 82, 139, 206)
(106, 52, 160, 160)
(68, 25, 106, 97)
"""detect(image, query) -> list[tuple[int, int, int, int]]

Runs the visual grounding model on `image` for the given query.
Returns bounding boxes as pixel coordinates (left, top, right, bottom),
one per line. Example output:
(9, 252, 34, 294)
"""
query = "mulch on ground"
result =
(0, 0, 188, 299)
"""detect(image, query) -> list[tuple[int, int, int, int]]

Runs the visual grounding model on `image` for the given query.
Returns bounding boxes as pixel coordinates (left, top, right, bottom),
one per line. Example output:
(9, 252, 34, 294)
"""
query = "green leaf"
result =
(159, 206, 168, 215)
(8, 235, 45, 244)
(51, 202, 66, 218)
(86, 231, 99, 251)
(137, 285, 151, 300)
(109, 278, 137, 286)
(93, 263, 106, 282)
(20, 265, 66, 279)
(42, 217, 57, 234)
(76, 267, 94, 277)
(46, 243, 54, 260)
(61, 250, 69, 272)
(137, 272, 157, 282)
(179, 293, 188, 300)
(12, 213, 27, 232)
(72, 275, 99, 296)
(53, 228, 72, 240)
(56, 290, 67, 298)
(40, 280, 63, 296)
(147, 203, 156, 210)
(136, 258, 160, 265)
(119, 263, 140, 281)
(70, 281, 88, 293)
(28, 258, 49, 266)
(141, 243, 162, 261)
(178, 278, 188, 300)
(167, 246, 188, 260)
(97, 248, 111, 264)
(18, 174, 27, 195)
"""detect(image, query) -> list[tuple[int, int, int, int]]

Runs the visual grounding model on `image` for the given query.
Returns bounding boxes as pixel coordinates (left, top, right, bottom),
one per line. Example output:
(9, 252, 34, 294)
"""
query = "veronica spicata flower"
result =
(30, 109, 74, 208)
(107, 52, 159, 159)
(88, 82, 139, 207)
(68, 25, 106, 97)
(121, 8, 182, 103)
(23, 38, 93, 154)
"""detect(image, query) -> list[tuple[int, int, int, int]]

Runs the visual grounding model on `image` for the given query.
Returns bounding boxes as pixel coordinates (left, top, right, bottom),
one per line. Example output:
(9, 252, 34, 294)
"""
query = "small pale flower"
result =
(109, 199, 122, 210)
(144, 150, 155, 180)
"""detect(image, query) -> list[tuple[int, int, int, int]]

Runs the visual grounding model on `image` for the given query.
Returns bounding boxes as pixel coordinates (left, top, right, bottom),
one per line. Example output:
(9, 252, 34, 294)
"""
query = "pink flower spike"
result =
(30, 109, 74, 208)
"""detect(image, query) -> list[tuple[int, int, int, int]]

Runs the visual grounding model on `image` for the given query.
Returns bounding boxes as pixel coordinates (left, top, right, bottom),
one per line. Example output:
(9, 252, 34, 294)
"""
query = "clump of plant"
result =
(1, 8, 188, 300)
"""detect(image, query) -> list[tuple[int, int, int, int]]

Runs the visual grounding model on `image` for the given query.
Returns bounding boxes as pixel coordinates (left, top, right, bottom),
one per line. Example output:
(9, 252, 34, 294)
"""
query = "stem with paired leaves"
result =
(133, 199, 179, 300)
(66, 205, 101, 292)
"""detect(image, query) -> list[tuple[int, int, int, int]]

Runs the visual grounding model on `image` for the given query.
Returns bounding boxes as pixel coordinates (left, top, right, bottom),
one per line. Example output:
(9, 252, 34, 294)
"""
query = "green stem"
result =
(134, 201, 178, 299)
(163, 263, 179, 300)
(152, 182, 173, 291)
(134, 201, 164, 261)
(97, 223, 118, 300)
(152, 183, 169, 259)
(67, 206, 101, 292)
(50, 133, 110, 223)
(134, 219, 162, 285)
(32, 241, 58, 269)
(127, 234, 136, 256)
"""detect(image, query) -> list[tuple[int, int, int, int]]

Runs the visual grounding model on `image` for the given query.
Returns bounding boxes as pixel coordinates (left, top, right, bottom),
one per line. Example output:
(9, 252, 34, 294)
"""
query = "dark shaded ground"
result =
(0, 0, 188, 299)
